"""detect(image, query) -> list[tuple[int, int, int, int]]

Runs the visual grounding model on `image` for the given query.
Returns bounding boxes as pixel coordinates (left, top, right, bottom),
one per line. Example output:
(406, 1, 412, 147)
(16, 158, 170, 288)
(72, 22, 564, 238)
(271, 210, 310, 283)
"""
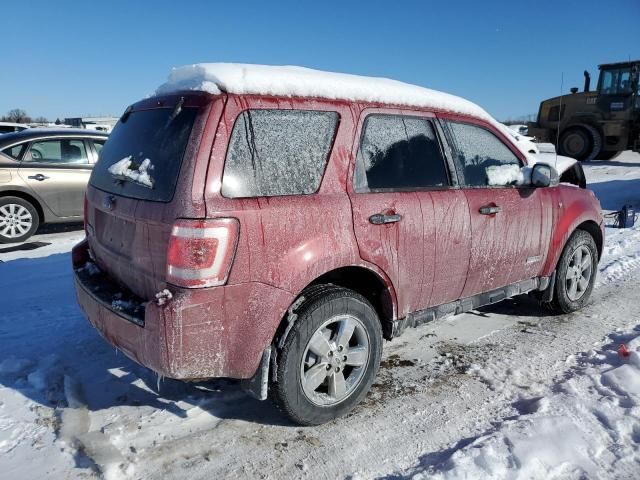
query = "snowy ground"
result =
(1, 153, 639, 480)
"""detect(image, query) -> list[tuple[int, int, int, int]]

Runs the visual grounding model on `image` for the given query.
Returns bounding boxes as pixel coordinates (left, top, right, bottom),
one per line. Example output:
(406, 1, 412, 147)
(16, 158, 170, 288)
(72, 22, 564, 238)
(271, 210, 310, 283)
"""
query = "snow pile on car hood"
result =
(156, 63, 495, 121)
(528, 152, 578, 176)
(498, 123, 579, 176)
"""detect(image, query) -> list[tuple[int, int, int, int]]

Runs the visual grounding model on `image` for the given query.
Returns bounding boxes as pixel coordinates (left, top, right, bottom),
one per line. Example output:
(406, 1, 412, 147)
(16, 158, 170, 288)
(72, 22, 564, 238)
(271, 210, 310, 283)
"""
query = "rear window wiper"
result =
(165, 97, 185, 127)
(120, 105, 133, 123)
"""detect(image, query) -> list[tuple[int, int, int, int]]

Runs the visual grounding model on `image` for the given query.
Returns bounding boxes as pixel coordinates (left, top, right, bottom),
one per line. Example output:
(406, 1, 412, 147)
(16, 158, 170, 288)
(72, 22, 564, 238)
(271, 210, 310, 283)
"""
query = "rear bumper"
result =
(72, 239, 294, 380)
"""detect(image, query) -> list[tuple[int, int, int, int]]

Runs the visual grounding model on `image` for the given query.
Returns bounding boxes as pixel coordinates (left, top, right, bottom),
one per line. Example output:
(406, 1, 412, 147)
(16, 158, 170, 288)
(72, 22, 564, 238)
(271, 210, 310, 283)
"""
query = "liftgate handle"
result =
(479, 205, 501, 215)
(369, 213, 402, 225)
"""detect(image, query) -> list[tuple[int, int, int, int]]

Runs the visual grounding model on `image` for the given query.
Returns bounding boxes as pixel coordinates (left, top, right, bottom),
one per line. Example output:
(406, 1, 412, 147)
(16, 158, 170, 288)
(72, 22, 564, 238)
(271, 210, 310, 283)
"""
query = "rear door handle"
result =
(28, 174, 50, 181)
(479, 205, 501, 215)
(369, 213, 402, 225)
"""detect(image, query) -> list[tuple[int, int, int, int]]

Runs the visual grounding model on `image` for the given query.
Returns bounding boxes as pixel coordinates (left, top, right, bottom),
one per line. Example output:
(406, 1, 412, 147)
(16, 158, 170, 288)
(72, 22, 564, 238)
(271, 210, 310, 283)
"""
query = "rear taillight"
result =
(83, 194, 88, 235)
(166, 218, 240, 288)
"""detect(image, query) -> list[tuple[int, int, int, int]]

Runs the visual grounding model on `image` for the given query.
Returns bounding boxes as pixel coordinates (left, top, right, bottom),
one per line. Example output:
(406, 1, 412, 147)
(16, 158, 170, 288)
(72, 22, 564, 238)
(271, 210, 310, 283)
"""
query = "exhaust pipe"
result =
(583, 70, 591, 92)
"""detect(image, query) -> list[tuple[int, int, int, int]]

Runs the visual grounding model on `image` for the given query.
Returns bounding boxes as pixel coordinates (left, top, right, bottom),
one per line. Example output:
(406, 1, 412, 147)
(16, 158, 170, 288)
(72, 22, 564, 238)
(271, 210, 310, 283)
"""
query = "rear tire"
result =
(546, 230, 598, 314)
(272, 286, 383, 425)
(0, 196, 39, 244)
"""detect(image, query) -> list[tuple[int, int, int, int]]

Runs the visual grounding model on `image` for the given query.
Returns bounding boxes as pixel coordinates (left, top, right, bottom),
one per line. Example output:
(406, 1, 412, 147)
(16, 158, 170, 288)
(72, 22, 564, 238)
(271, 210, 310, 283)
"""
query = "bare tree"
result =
(33, 116, 49, 124)
(6, 109, 30, 123)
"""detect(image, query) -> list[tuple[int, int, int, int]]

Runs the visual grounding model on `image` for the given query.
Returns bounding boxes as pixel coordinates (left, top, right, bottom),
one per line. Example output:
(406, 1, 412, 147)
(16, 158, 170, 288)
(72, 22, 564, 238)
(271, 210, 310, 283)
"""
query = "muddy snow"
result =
(1, 152, 639, 479)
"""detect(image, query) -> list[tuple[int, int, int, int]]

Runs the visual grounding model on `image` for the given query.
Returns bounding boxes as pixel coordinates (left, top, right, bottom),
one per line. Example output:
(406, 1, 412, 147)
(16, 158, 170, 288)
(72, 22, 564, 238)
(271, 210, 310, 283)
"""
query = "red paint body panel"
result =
(462, 188, 545, 296)
(428, 190, 472, 305)
(74, 90, 604, 382)
(74, 239, 294, 379)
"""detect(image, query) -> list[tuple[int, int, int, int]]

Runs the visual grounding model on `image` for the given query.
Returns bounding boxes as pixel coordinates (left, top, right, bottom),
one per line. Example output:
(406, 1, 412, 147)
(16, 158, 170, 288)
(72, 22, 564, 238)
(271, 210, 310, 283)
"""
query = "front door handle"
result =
(369, 213, 402, 225)
(479, 205, 501, 215)
(28, 174, 50, 181)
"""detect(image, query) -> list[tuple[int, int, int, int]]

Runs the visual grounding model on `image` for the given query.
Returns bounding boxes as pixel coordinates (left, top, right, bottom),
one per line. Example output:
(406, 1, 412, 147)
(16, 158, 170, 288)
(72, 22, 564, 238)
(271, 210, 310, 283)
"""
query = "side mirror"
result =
(531, 163, 559, 188)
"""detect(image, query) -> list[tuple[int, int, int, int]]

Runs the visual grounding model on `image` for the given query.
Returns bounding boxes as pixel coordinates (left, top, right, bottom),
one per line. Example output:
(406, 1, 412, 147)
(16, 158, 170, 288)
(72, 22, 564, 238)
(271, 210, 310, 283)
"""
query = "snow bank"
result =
(419, 327, 640, 480)
(156, 63, 494, 121)
(107, 156, 154, 188)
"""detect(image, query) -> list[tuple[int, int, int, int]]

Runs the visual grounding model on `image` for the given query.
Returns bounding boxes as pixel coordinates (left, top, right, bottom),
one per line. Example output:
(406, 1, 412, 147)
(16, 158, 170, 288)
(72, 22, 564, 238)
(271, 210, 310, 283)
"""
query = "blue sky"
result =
(4, 0, 639, 121)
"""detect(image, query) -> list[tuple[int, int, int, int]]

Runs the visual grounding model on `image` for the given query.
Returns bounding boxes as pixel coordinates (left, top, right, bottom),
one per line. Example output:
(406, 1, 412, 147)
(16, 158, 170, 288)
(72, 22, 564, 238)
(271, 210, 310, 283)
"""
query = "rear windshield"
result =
(90, 107, 198, 202)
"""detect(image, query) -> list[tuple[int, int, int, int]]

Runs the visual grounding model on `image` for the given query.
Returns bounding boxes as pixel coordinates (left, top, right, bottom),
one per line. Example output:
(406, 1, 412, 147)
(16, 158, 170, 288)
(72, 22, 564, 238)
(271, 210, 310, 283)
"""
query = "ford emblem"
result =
(103, 195, 116, 210)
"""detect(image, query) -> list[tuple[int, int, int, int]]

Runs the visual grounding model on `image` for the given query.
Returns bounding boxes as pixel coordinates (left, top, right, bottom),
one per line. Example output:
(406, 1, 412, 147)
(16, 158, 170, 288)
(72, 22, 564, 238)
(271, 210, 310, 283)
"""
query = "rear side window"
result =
(25, 139, 89, 164)
(92, 139, 105, 157)
(90, 107, 198, 202)
(445, 121, 521, 187)
(355, 114, 449, 191)
(2, 143, 26, 160)
(221, 109, 338, 198)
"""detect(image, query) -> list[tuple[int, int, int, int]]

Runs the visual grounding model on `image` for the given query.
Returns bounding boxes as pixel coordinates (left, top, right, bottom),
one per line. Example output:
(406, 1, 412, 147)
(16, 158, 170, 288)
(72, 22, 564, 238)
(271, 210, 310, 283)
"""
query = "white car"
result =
(0, 122, 30, 134)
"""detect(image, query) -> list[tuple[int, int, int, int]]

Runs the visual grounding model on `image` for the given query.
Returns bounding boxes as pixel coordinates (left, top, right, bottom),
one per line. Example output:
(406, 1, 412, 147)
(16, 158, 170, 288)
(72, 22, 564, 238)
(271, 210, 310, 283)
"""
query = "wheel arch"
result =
(310, 266, 396, 337)
(0, 189, 45, 224)
(575, 220, 603, 260)
(273, 264, 398, 352)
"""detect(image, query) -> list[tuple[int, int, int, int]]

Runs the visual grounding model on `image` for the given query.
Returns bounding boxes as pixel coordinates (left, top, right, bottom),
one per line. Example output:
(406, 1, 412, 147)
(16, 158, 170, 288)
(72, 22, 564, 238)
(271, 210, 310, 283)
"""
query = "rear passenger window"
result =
(221, 110, 339, 198)
(355, 114, 449, 191)
(445, 122, 521, 187)
(2, 143, 26, 160)
(25, 139, 89, 164)
(93, 140, 105, 157)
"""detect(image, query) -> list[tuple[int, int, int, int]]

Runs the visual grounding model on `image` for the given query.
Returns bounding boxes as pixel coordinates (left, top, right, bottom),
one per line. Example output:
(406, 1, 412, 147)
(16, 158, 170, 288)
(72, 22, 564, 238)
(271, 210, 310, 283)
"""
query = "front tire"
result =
(272, 286, 383, 425)
(558, 125, 602, 161)
(0, 196, 40, 244)
(547, 230, 598, 314)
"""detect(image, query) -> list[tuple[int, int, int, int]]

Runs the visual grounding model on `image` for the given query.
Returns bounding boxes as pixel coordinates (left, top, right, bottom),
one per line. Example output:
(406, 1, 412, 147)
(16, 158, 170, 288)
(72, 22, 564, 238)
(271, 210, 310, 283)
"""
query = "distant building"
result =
(64, 116, 118, 133)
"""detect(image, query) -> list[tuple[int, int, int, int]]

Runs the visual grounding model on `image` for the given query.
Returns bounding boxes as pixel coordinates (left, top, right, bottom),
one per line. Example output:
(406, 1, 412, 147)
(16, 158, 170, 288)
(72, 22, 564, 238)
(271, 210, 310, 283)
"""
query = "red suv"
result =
(73, 64, 604, 425)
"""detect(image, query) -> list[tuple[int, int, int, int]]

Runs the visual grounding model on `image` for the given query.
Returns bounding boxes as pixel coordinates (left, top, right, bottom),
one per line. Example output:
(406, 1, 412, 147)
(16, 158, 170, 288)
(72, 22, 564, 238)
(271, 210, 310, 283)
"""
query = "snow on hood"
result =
(527, 152, 578, 176)
(107, 156, 154, 188)
(156, 63, 494, 121)
(498, 123, 578, 176)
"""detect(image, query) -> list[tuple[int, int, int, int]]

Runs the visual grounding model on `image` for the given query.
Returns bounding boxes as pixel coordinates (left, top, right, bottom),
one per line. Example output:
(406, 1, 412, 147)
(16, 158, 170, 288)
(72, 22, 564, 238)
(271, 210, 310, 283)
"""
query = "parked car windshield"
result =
(90, 107, 198, 202)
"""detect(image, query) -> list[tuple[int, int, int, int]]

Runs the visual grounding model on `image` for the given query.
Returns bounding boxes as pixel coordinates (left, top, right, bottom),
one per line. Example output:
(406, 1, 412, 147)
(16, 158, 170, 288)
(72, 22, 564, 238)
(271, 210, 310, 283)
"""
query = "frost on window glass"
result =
(446, 121, 521, 187)
(221, 110, 338, 198)
(355, 115, 449, 191)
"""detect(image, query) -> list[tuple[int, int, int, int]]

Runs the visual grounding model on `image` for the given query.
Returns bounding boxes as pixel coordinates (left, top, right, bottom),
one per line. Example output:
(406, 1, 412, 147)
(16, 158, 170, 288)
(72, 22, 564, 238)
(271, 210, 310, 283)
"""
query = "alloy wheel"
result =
(300, 314, 370, 406)
(565, 245, 593, 301)
(0, 203, 34, 239)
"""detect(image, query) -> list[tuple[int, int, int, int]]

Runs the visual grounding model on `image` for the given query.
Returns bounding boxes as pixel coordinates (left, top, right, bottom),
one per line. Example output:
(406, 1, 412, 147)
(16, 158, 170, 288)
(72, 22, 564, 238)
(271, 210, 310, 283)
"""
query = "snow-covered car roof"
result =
(157, 63, 579, 176)
(156, 63, 494, 121)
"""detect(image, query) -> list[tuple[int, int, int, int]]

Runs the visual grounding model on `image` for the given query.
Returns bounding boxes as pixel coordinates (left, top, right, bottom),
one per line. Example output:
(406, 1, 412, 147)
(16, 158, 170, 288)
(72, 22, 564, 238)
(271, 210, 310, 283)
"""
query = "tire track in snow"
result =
(59, 375, 127, 479)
